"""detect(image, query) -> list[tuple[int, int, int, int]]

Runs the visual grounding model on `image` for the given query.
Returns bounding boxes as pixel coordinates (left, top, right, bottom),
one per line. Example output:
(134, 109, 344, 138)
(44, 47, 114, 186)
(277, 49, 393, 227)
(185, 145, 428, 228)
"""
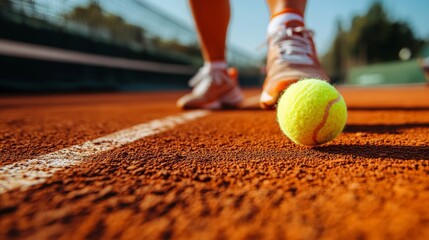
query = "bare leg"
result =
(188, 0, 230, 62)
(266, 0, 307, 16)
(177, 1, 243, 109)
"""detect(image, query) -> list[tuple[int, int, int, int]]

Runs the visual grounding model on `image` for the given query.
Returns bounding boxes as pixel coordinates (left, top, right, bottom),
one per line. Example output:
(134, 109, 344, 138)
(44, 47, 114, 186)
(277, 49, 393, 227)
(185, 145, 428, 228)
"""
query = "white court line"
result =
(0, 110, 209, 194)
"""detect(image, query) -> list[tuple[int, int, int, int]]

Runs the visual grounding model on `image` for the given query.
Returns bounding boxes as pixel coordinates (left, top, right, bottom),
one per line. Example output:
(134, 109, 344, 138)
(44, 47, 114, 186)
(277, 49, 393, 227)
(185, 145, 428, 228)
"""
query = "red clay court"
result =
(0, 85, 428, 239)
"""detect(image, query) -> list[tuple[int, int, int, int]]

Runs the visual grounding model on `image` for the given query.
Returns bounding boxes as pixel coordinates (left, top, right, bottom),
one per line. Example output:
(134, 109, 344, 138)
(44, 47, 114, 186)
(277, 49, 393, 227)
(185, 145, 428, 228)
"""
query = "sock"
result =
(204, 60, 227, 70)
(267, 10, 304, 36)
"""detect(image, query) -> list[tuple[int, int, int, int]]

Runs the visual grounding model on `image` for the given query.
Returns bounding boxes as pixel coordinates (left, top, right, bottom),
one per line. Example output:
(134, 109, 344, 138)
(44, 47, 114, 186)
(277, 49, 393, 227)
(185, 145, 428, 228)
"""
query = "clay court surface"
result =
(0, 85, 428, 239)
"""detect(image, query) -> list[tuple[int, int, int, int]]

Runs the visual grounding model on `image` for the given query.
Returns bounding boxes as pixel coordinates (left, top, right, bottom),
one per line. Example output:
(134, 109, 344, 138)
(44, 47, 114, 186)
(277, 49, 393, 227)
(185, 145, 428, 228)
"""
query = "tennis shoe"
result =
(260, 25, 329, 109)
(177, 63, 243, 109)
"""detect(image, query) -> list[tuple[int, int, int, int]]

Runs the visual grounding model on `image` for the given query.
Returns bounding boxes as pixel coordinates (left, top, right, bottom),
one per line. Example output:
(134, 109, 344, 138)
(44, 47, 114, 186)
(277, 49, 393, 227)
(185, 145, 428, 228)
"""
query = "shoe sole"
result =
(179, 86, 244, 110)
(259, 90, 277, 109)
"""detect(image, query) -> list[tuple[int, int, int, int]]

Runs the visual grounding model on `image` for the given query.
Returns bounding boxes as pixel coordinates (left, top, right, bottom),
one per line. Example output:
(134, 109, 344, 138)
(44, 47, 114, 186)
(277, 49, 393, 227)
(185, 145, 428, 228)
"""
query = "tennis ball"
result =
(276, 79, 347, 146)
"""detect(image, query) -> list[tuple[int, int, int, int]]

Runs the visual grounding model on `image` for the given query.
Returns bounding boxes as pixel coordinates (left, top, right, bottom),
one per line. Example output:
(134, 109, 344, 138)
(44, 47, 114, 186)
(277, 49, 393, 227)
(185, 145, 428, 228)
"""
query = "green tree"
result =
(63, 2, 202, 60)
(322, 2, 426, 82)
(63, 2, 145, 45)
(321, 20, 347, 84)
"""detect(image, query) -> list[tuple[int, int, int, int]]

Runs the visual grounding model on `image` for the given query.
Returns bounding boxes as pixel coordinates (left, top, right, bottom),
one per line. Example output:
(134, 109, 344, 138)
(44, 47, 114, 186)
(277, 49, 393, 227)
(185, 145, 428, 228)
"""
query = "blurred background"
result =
(0, 0, 428, 93)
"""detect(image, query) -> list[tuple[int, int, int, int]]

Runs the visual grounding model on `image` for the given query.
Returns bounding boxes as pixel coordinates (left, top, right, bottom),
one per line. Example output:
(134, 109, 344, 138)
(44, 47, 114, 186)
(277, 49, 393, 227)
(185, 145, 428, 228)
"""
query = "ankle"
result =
(204, 60, 228, 70)
(272, 8, 303, 18)
(267, 10, 304, 35)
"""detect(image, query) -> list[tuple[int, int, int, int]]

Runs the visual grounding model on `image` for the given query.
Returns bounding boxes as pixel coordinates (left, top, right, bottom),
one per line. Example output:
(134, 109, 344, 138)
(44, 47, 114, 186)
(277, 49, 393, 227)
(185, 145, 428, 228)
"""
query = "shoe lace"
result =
(188, 65, 232, 95)
(189, 65, 231, 87)
(270, 26, 315, 65)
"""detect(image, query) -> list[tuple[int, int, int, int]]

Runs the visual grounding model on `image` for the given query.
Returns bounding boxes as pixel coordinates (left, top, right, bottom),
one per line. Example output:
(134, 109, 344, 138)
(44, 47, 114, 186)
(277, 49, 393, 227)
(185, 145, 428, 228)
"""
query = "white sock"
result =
(267, 13, 304, 35)
(204, 60, 227, 70)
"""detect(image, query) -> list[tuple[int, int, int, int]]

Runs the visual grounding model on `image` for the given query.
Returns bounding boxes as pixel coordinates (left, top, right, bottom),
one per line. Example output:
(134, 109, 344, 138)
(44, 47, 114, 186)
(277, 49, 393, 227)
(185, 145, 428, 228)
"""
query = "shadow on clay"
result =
(343, 123, 429, 134)
(313, 122, 429, 160)
(314, 144, 429, 161)
(348, 106, 429, 111)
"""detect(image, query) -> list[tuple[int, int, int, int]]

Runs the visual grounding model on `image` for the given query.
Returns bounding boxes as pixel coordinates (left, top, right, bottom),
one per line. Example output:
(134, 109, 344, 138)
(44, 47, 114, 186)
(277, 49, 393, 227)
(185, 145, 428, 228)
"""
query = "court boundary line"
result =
(0, 110, 209, 194)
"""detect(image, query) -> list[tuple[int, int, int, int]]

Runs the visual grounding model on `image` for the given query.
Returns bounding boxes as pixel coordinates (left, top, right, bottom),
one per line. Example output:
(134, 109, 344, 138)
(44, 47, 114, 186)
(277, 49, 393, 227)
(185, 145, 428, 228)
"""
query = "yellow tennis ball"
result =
(276, 79, 347, 146)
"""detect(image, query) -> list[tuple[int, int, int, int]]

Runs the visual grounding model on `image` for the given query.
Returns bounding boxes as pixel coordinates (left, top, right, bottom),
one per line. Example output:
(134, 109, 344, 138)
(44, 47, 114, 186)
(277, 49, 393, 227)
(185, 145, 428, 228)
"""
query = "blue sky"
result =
(143, 0, 429, 57)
